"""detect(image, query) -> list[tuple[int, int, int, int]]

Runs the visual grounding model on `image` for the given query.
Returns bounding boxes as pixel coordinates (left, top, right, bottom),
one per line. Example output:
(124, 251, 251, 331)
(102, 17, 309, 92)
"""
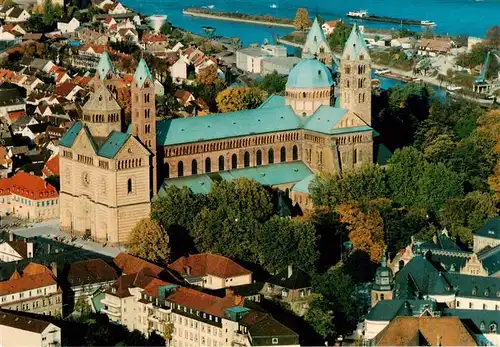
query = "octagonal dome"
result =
(286, 58, 334, 89)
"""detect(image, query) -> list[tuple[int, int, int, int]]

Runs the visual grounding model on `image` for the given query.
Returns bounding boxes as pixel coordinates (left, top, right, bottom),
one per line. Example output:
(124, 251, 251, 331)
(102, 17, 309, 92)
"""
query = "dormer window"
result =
(490, 324, 497, 333)
(472, 286, 478, 295)
(485, 289, 489, 296)
(480, 322, 485, 331)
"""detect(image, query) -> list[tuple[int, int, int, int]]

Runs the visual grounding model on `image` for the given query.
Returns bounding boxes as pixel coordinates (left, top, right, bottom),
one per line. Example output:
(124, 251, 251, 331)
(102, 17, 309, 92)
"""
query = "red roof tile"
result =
(0, 264, 56, 296)
(42, 155, 59, 177)
(23, 263, 53, 276)
(114, 253, 163, 276)
(168, 253, 251, 279)
(0, 171, 58, 200)
(55, 82, 77, 97)
(8, 111, 26, 123)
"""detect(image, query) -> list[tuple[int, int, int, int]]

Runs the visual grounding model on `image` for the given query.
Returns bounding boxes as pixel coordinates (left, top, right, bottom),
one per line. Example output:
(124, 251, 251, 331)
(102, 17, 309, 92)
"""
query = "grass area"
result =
(370, 49, 415, 71)
(281, 31, 307, 45)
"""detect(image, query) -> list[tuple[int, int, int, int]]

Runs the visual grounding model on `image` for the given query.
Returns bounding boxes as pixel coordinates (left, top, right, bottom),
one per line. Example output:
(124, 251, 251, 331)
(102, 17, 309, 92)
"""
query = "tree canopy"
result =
(128, 218, 171, 263)
(216, 87, 266, 113)
(293, 8, 311, 31)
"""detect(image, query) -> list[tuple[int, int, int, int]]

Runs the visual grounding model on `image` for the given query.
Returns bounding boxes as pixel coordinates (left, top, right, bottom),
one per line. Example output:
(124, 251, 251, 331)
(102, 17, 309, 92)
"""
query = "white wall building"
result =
(0, 310, 61, 347)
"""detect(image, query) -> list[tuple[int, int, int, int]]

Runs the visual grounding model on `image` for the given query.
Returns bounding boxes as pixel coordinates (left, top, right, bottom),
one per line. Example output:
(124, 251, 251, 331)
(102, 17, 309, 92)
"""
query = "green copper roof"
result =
(157, 104, 301, 146)
(302, 105, 348, 132)
(60, 122, 83, 148)
(366, 300, 436, 322)
(342, 23, 370, 61)
(259, 95, 286, 109)
(442, 309, 499, 334)
(97, 131, 131, 159)
(286, 58, 334, 89)
(302, 17, 331, 57)
(291, 174, 315, 194)
(158, 162, 313, 195)
(446, 273, 500, 300)
(96, 51, 116, 80)
(478, 245, 500, 276)
(134, 58, 153, 88)
(476, 217, 500, 240)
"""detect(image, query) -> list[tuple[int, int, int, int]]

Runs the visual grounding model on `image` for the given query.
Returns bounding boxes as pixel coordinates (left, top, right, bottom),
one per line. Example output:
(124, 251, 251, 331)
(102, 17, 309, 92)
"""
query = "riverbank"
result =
(182, 9, 295, 28)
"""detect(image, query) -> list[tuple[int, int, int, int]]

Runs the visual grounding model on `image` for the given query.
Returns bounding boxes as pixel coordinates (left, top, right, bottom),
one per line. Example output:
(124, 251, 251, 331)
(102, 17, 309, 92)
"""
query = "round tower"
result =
(285, 58, 334, 116)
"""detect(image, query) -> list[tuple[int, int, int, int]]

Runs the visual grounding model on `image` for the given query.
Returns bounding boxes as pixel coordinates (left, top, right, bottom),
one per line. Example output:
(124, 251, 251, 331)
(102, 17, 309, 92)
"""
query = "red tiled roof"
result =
(143, 277, 171, 297)
(0, 172, 58, 200)
(23, 263, 52, 276)
(0, 147, 12, 166)
(67, 259, 118, 287)
(2, 24, 14, 32)
(9, 271, 21, 280)
(143, 34, 168, 43)
(324, 20, 341, 27)
(0, 272, 56, 295)
(166, 287, 244, 317)
(42, 155, 59, 177)
(55, 82, 77, 97)
(114, 253, 163, 276)
(80, 44, 106, 55)
(174, 90, 193, 105)
(8, 111, 26, 123)
(168, 253, 251, 279)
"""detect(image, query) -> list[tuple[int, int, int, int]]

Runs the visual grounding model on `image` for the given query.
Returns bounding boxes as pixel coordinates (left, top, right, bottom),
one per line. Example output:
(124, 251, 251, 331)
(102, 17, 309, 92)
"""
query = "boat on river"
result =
(347, 10, 436, 27)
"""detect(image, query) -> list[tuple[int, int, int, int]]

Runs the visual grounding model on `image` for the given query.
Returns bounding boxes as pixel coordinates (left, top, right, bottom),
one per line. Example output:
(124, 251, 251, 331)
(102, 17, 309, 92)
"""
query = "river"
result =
(123, 0, 500, 45)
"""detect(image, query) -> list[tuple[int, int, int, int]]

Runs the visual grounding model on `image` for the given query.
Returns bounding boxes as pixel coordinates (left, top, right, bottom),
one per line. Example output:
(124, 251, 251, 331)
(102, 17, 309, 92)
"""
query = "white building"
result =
(0, 310, 61, 347)
(236, 43, 288, 74)
(57, 18, 80, 34)
(322, 20, 341, 36)
(0, 236, 34, 262)
(5, 8, 30, 23)
(168, 253, 252, 290)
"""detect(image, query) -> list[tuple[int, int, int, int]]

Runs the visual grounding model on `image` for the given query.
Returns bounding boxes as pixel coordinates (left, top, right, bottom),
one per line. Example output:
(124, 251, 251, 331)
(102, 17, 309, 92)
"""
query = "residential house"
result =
(0, 88, 25, 120)
(57, 18, 80, 34)
(0, 171, 59, 220)
(262, 56, 302, 76)
(236, 43, 287, 74)
(0, 146, 12, 178)
(77, 27, 109, 45)
(0, 235, 34, 262)
(11, 114, 38, 135)
(103, 16, 117, 29)
(22, 33, 44, 43)
(170, 57, 188, 83)
(0, 28, 22, 44)
(390, 37, 417, 49)
(372, 316, 477, 346)
(0, 309, 61, 347)
(55, 83, 84, 101)
(168, 253, 252, 290)
(5, 7, 30, 23)
(113, 28, 138, 44)
(109, 2, 128, 14)
(262, 265, 313, 316)
(35, 105, 70, 123)
(0, 262, 62, 316)
(473, 217, 500, 252)
(22, 123, 49, 143)
(442, 309, 499, 346)
(322, 20, 341, 35)
(62, 258, 118, 313)
(418, 37, 453, 56)
(42, 155, 59, 178)
(92, 0, 114, 10)
(143, 34, 169, 54)
(174, 90, 195, 107)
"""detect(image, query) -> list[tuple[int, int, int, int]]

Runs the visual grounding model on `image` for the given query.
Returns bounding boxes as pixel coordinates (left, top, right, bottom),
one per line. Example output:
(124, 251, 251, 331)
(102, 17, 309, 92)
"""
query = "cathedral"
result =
(59, 24, 375, 244)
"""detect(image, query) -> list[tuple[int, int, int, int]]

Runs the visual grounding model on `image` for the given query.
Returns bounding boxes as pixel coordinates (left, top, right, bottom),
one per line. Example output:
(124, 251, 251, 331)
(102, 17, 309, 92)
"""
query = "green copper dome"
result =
(286, 58, 334, 89)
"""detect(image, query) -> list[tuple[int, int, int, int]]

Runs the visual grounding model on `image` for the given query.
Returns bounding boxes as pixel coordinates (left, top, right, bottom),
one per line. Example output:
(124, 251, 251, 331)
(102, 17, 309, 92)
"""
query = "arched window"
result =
(205, 157, 211, 173)
(353, 148, 358, 164)
(490, 324, 497, 333)
(127, 178, 132, 194)
(244, 152, 250, 167)
(218, 156, 224, 171)
(178, 161, 184, 177)
(292, 145, 298, 160)
(280, 146, 286, 162)
(268, 149, 274, 164)
(191, 159, 197, 175)
(231, 154, 237, 169)
(256, 150, 262, 166)
(165, 163, 170, 178)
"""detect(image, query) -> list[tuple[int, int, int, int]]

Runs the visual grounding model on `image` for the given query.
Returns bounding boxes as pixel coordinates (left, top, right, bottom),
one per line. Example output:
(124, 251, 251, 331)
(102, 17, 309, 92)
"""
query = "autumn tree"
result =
(216, 87, 266, 113)
(128, 218, 171, 263)
(336, 201, 386, 263)
(196, 64, 218, 85)
(293, 8, 311, 31)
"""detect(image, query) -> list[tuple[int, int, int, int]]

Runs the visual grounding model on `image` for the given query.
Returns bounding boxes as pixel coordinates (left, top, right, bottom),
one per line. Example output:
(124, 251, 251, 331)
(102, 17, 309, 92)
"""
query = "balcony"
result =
(101, 306, 121, 317)
(101, 299, 121, 308)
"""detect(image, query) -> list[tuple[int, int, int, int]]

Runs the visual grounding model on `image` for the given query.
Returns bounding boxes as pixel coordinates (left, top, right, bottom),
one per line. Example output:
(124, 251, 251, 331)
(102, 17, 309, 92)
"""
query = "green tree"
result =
(74, 296, 92, 316)
(305, 295, 336, 339)
(255, 216, 319, 273)
(128, 218, 171, 263)
(293, 8, 311, 31)
(328, 21, 351, 51)
(415, 163, 463, 213)
(311, 164, 387, 208)
(485, 25, 500, 48)
(387, 147, 426, 207)
(216, 87, 266, 113)
(160, 22, 172, 35)
(256, 70, 287, 94)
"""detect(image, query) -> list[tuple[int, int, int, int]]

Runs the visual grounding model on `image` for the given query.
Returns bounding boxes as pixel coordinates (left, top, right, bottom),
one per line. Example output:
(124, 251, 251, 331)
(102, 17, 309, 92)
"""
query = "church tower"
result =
(82, 85, 122, 138)
(371, 251, 394, 307)
(94, 51, 119, 96)
(302, 17, 333, 67)
(340, 24, 372, 125)
(131, 59, 157, 196)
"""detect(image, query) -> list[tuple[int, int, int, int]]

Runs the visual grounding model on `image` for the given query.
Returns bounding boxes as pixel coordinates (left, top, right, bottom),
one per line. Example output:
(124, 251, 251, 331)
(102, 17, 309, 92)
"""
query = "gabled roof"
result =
(113, 252, 163, 276)
(66, 258, 118, 287)
(303, 17, 331, 57)
(95, 51, 116, 80)
(373, 316, 477, 346)
(97, 131, 130, 159)
(0, 267, 56, 295)
(266, 265, 311, 290)
(168, 253, 251, 279)
(0, 310, 53, 333)
(82, 85, 121, 112)
(476, 217, 500, 240)
(5, 240, 29, 258)
(133, 58, 153, 88)
(59, 122, 83, 148)
(0, 171, 58, 201)
(365, 299, 436, 321)
(42, 155, 59, 177)
(342, 23, 370, 61)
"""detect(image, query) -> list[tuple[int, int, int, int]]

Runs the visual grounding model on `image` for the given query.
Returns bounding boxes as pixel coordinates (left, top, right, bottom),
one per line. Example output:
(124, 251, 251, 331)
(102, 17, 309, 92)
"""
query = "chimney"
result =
(287, 265, 293, 279)
(50, 262, 57, 278)
(9, 232, 14, 242)
(26, 242, 34, 258)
